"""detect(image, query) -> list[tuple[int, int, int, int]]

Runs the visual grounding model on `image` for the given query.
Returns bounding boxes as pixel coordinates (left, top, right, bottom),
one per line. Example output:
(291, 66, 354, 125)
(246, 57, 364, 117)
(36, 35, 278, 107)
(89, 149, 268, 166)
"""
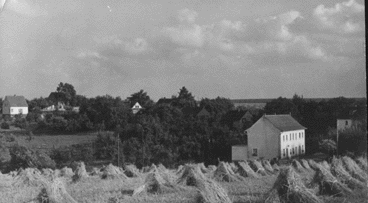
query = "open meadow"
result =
(0, 156, 367, 203)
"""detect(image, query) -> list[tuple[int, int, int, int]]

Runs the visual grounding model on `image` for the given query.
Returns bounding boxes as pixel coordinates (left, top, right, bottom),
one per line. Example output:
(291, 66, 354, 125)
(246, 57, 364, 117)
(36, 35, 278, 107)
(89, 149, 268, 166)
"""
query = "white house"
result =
(243, 114, 306, 160)
(41, 102, 66, 112)
(132, 102, 143, 114)
(2, 95, 29, 117)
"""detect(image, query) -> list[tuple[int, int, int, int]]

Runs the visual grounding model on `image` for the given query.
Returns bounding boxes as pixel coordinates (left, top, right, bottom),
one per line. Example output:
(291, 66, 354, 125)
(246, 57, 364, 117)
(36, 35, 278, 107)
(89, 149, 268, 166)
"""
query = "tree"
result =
(49, 82, 77, 105)
(127, 90, 154, 109)
(173, 86, 197, 109)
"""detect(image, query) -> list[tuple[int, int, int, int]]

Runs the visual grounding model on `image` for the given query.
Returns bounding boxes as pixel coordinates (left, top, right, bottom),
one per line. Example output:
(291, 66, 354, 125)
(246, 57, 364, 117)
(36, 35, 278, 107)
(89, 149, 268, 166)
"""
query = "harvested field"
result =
(213, 162, 244, 182)
(330, 157, 366, 190)
(237, 161, 259, 178)
(249, 160, 268, 176)
(342, 156, 368, 183)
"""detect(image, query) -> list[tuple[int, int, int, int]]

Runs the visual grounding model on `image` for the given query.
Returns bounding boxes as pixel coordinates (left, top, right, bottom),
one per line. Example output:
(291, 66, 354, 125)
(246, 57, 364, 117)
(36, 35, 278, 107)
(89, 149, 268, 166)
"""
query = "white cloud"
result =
(313, 0, 365, 33)
(163, 24, 205, 48)
(2, 0, 47, 16)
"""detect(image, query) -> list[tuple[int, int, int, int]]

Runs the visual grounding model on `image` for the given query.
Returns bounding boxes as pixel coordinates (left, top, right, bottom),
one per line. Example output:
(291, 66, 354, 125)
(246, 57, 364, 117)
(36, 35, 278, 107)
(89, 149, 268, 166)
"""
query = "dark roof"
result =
(197, 108, 210, 117)
(222, 110, 248, 123)
(156, 98, 174, 105)
(264, 114, 306, 132)
(4, 95, 28, 107)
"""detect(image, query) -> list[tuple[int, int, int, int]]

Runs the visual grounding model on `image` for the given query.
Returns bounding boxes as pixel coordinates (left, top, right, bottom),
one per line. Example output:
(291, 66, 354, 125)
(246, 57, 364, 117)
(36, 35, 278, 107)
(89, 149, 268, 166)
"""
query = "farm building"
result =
(132, 102, 143, 114)
(2, 95, 28, 117)
(234, 114, 306, 161)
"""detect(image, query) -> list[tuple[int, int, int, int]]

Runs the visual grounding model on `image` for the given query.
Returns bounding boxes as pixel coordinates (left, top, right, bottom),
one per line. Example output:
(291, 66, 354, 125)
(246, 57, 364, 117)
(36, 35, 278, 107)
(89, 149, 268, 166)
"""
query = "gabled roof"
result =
(221, 110, 248, 123)
(264, 114, 306, 132)
(4, 95, 28, 107)
(132, 102, 142, 109)
(156, 98, 174, 105)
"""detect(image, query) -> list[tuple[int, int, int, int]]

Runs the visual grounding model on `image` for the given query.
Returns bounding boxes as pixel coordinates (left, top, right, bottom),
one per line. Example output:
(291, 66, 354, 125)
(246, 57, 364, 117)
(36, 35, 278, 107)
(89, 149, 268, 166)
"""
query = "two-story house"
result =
(2, 95, 29, 117)
(244, 114, 306, 160)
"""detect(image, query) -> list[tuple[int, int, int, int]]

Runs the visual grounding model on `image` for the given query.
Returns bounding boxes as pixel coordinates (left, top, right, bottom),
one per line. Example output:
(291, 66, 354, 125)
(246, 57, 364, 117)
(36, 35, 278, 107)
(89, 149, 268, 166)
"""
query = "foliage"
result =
(1, 122, 10, 129)
(338, 128, 367, 156)
(7, 144, 56, 171)
(127, 89, 154, 109)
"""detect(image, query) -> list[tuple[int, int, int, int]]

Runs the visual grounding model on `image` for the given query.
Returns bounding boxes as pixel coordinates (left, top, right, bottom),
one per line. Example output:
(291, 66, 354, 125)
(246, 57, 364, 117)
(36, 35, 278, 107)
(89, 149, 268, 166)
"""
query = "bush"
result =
(8, 144, 56, 171)
(1, 122, 9, 129)
(338, 128, 367, 156)
(51, 143, 95, 166)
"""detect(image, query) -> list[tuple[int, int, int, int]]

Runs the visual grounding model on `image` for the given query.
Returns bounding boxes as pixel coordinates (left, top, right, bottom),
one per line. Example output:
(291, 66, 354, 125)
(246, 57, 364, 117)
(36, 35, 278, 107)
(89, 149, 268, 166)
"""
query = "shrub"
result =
(8, 144, 56, 171)
(338, 128, 367, 156)
(1, 122, 9, 129)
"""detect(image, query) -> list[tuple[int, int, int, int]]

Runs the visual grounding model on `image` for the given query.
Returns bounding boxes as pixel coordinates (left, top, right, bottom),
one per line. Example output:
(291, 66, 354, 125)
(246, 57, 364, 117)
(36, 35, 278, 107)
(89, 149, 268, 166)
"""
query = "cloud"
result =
(2, 0, 47, 16)
(177, 8, 198, 24)
(313, 0, 365, 33)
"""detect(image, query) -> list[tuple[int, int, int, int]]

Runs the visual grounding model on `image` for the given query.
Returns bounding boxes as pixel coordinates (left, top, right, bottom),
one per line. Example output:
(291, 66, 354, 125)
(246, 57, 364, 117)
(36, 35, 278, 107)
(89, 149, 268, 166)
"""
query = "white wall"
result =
(10, 107, 28, 115)
(280, 129, 305, 158)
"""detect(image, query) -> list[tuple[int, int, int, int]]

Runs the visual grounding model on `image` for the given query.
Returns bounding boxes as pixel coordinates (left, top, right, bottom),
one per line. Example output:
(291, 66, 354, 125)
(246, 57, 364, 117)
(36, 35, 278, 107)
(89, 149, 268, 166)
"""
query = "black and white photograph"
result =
(0, 0, 366, 202)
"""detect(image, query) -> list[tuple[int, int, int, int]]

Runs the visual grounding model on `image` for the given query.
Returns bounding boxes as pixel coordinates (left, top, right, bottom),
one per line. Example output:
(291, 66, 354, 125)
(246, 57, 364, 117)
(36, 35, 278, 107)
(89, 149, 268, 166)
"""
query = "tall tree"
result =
(127, 90, 154, 109)
(174, 86, 197, 109)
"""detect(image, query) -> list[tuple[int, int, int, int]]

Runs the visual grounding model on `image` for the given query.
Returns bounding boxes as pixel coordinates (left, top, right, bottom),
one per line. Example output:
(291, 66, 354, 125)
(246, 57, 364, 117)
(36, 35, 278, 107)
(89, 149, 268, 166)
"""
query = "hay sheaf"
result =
(312, 165, 353, 196)
(301, 159, 313, 171)
(265, 166, 322, 203)
(355, 157, 368, 173)
(124, 164, 140, 177)
(177, 165, 207, 187)
(198, 163, 209, 174)
(12, 168, 46, 187)
(90, 167, 102, 176)
(101, 163, 127, 180)
(40, 178, 78, 203)
(213, 162, 244, 182)
(60, 167, 73, 177)
(342, 156, 368, 183)
(207, 165, 217, 172)
(262, 160, 275, 174)
(249, 160, 267, 176)
(195, 178, 232, 203)
(229, 162, 238, 173)
(272, 163, 280, 172)
(308, 160, 321, 171)
(237, 161, 259, 178)
(292, 160, 307, 173)
(72, 162, 88, 182)
(330, 157, 366, 190)
(321, 161, 331, 171)
(133, 171, 176, 196)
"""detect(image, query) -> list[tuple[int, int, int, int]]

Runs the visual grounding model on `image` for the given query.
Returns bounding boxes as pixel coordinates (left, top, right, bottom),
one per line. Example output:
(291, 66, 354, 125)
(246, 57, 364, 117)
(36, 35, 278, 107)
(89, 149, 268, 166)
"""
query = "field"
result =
(0, 157, 367, 203)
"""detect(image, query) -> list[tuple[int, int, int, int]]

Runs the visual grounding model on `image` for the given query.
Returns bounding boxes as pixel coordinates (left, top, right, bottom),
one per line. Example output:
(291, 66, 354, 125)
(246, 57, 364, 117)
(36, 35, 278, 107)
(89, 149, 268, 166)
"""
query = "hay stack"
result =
(158, 163, 167, 171)
(207, 165, 216, 172)
(133, 171, 176, 196)
(213, 162, 244, 182)
(272, 163, 280, 172)
(265, 166, 322, 203)
(41, 178, 78, 203)
(229, 162, 238, 173)
(176, 165, 184, 174)
(237, 161, 259, 178)
(321, 161, 331, 171)
(330, 157, 366, 190)
(90, 167, 102, 176)
(355, 157, 368, 173)
(141, 166, 150, 173)
(101, 163, 127, 180)
(342, 156, 368, 183)
(72, 162, 88, 182)
(262, 160, 275, 174)
(124, 164, 140, 177)
(292, 160, 307, 173)
(177, 165, 207, 187)
(42, 168, 54, 177)
(60, 167, 73, 177)
(12, 168, 46, 187)
(312, 165, 352, 196)
(249, 160, 267, 176)
(308, 160, 321, 171)
(301, 159, 313, 171)
(198, 163, 209, 173)
(196, 178, 232, 203)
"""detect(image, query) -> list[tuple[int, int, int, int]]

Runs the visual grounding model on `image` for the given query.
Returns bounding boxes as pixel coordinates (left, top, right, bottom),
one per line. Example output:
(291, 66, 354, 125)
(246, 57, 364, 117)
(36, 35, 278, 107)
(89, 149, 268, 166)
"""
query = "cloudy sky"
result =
(0, 0, 365, 101)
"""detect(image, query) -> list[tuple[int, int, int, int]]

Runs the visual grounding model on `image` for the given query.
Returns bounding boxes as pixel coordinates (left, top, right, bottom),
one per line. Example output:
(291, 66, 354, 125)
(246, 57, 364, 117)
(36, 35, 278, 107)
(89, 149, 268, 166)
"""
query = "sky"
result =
(0, 0, 366, 101)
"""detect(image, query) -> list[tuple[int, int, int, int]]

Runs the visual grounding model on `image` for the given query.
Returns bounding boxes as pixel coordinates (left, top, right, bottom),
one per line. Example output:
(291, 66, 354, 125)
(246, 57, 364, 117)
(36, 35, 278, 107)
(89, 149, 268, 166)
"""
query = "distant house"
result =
(72, 107, 80, 113)
(132, 102, 143, 114)
(221, 110, 253, 131)
(337, 108, 365, 132)
(240, 114, 306, 160)
(41, 102, 66, 112)
(2, 95, 28, 117)
(156, 97, 174, 105)
(196, 107, 210, 118)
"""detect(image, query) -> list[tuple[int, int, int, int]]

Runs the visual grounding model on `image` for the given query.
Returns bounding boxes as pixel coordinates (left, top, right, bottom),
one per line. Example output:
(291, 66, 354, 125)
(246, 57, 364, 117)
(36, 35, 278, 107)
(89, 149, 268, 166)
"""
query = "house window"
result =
(283, 135, 285, 142)
(286, 135, 288, 141)
(289, 134, 291, 140)
(345, 121, 348, 125)
(299, 133, 301, 139)
(283, 149, 285, 157)
(19, 109, 23, 113)
(302, 145, 305, 153)
(252, 148, 258, 156)
(11, 109, 13, 113)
